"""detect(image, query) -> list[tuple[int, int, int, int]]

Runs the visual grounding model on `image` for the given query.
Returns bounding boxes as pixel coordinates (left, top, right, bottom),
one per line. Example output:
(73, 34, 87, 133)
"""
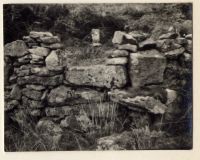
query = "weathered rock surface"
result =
(18, 54, 32, 64)
(22, 96, 44, 108)
(41, 43, 64, 49)
(22, 88, 43, 101)
(26, 84, 46, 91)
(129, 50, 166, 87)
(60, 115, 82, 131)
(10, 84, 22, 100)
(106, 57, 128, 65)
(159, 32, 178, 40)
(65, 65, 127, 88)
(4, 40, 28, 57)
(17, 74, 63, 86)
(109, 89, 167, 114)
(45, 106, 72, 117)
(28, 109, 42, 117)
(47, 85, 105, 106)
(39, 36, 60, 44)
(118, 44, 137, 52)
(5, 100, 19, 111)
(36, 119, 63, 148)
(139, 38, 156, 49)
(164, 47, 185, 59)
(31, 67, 62, 76)
(96, 131, 136, 150)
(185, 40, 192, 53)
(112, 31, 125, 44)
(128, 31, 149, 42)
(185, 34, 192, 40)
(28, 47, 50, 57)
(107, 49, 129, 58)
(112, 31, 137, 45)
(156, 39, 182, 53)
(29, 31, 53, 39)
(45, 50, 66, 71)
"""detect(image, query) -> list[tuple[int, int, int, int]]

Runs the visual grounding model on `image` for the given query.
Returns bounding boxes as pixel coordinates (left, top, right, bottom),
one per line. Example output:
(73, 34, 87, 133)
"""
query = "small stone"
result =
(10, 84, 22, 100)
(175, 38, 188, 45)
(22, 96, 44, 108)
(26, 84, 46, 91)
(23, 36, 36, 43)
(185, 34, 192, 40)
(123, 34, 137, 45)
(18, 54, 32, 64)
(60, 115, 81, 131)
(31, 54, 44, 61)
(185, 40, 192, 53)
(17, 75, 63, 86)
(128, 31, 149, 42)
(29, 31, 53, 39)
(28, 47, 50, 57)
(91, 29, 101, 43)
(96, 131, 135, 150)
(22, 88, 43, 101)
(45, 106, 72, 117)
(159, 32, 178, 40)
(27, 42, 39, 48)
(107, 50, 129, 58)
(106, 57, 128, 65)
(41, 43, 64, 49)
(139, 38, 156, 49)
(9, 75, 17, 83)
(112, 31, 125, 44)
(39, 36, 60, 44)
(181, 20, 192, 35)
(17, 69, 30, 77)
(92, 43, 102, 47)
(183, 52, 192, 62)
(45, 50, 66, 71)
(30, 67, 62, 76)
(156, 39, 182, 53)
(28, 109, 42, 117)
(165, 89, 177, 105)
(5, 100, 19, 111)
(4, 40, 28, 57)
(118, 44, 137, 52)
(47, 85, 73, 106)
(164, 47, 185, 59)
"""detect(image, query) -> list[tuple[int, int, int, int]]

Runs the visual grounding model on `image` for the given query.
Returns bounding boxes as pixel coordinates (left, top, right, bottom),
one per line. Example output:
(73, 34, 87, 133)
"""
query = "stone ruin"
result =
(4, 29, 192, 150)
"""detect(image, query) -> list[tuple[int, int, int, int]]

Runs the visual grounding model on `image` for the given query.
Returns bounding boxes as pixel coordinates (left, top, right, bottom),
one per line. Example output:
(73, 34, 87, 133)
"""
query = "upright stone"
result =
(45, 50, 66, 71)
(91, 29, 101, 46)
(112, 31, 125, 44)
(129, 50, 166, 88)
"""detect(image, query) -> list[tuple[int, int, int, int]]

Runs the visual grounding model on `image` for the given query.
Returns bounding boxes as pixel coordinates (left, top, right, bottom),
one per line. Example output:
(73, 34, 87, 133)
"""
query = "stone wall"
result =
(4, 30, 192, 149)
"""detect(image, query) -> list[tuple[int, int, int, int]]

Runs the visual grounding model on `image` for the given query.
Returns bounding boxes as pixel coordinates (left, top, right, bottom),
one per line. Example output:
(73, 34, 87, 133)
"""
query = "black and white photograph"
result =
(3, 3, 193, 151)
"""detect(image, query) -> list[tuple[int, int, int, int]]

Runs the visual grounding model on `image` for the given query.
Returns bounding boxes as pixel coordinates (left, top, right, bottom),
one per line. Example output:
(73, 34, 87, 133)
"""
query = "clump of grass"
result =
(80, 101, 119, 138)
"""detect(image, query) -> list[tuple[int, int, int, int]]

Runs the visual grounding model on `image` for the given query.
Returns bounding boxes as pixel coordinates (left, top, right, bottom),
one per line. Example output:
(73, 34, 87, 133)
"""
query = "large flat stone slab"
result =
(108, 89, 167, 114)
(65, 65, 127, 88)
(129, 50, 166, 88)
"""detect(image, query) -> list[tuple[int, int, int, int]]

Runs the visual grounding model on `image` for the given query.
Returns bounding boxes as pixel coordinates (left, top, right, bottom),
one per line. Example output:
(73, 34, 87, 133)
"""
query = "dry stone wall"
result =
(4, 29, 192, 148)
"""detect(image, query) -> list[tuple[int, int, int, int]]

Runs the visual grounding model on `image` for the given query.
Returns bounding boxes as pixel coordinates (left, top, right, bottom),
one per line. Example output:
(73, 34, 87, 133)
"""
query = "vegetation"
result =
(3, 3, 192, 44)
